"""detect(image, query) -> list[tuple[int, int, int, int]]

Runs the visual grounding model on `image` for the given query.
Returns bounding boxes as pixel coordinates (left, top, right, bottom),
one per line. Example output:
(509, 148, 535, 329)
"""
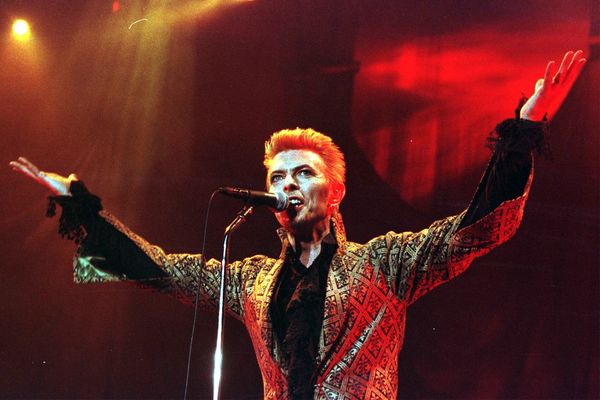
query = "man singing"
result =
(10, 50, 585, 399)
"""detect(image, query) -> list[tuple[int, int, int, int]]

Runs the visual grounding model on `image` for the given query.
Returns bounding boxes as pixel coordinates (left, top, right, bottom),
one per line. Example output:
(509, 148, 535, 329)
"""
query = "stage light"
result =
(12, 19, 31, 40)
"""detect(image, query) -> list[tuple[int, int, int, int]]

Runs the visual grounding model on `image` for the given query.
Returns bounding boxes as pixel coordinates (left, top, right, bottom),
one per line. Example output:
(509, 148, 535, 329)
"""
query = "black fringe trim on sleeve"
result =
(46, 181, 103, 244)
(486, 97, 551, 159)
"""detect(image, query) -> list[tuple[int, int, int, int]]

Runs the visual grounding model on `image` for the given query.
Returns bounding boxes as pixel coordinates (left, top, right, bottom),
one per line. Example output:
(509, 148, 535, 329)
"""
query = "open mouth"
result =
(287, 197, 304, 212)
(289, 198, 303, 207)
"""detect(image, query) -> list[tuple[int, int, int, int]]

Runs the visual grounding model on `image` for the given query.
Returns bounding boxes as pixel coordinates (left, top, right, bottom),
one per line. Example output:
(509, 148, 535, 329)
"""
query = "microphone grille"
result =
(273, 192, 288, 211)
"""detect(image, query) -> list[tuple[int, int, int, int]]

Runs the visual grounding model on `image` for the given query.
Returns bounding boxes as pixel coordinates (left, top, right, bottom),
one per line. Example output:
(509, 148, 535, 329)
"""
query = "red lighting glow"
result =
(112, 1, 120, 13)
(353, 20, 589, 210)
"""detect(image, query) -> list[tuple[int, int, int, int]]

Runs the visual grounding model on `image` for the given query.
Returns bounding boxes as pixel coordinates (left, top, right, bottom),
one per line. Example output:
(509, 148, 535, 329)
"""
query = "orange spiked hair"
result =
(263, 128, 346, 186)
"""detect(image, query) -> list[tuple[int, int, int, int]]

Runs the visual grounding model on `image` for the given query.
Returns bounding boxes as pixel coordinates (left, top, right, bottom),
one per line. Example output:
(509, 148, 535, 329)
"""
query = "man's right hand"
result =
(9, 157, 76, 196)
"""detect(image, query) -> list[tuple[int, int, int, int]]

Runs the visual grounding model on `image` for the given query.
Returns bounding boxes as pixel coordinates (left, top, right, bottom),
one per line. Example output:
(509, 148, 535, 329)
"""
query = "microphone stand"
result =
(213, 205, 254, 400)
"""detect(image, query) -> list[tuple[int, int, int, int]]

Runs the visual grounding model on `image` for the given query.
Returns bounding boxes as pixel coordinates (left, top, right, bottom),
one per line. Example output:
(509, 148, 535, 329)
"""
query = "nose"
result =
(282, 174, 298, 192)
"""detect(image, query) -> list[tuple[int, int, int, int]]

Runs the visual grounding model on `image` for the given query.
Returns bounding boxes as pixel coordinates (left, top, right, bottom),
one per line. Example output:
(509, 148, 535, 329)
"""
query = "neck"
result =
(287, 216, 331, 267)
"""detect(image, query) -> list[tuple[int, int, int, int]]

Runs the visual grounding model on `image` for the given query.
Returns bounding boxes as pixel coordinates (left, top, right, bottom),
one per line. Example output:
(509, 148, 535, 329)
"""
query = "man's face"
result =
(267, 149, 332, 232)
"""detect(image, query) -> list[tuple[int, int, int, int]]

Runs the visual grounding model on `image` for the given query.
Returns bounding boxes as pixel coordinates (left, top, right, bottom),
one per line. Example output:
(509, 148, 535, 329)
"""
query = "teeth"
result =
(289, 198, 302, 206)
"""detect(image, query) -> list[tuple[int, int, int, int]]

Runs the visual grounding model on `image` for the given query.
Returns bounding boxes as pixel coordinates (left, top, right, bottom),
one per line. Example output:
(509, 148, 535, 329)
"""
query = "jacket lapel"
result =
(315, 242, 353, 373)
(254, 257, 286, 366)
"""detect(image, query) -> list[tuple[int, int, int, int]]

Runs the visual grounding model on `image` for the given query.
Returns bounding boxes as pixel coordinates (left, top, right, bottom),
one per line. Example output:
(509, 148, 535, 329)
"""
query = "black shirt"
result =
(271, 235, 337, 399)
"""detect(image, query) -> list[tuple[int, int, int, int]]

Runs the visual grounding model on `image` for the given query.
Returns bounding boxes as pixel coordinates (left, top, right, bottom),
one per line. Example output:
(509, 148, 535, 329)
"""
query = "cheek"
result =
(311, 183, 331, 207)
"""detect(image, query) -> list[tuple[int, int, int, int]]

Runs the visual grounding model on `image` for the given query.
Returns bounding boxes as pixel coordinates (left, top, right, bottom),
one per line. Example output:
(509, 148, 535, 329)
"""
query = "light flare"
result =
(12, 19, 31, 40)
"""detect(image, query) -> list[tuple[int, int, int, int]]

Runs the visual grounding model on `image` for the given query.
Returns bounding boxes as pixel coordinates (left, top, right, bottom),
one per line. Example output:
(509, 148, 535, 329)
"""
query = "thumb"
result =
(535, 78, 544, 93)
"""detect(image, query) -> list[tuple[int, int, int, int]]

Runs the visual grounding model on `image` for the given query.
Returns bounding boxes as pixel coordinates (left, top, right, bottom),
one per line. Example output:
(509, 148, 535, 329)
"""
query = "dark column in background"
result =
(274, 0, 427, 239)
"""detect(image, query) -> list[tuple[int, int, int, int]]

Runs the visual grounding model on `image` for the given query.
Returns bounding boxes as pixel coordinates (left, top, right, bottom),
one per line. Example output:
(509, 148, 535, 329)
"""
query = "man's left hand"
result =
(520, 50, 586, 121)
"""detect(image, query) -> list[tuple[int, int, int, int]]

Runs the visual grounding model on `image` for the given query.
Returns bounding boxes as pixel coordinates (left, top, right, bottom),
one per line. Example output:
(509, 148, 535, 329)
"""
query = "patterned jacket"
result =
(72, 166, 532, 400)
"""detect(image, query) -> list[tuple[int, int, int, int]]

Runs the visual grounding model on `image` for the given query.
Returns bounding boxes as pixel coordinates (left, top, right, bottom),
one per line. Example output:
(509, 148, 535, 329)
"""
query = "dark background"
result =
(1, 0, 598, 398)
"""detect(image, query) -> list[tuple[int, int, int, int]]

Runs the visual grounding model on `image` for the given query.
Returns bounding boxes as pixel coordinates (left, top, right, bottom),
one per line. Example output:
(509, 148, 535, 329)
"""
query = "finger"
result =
(19, 157, 40, 175)
(563, 56, 587, 86)
(554, 51, 574, 83)
(10, 159, 27, 172)
(535, 78, 544, 92)
(11, 164, 37, 180)
(17, 157, 40, 175)
(567, 50, 584, 69)
(564, 50, 584, 79)
(558, 51, 574, 73)
(544, 60, 556, 85)
(9, 161, 29, 174)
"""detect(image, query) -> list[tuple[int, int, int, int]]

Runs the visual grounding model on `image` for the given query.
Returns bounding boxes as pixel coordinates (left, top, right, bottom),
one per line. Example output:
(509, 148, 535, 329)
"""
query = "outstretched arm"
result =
(9, 158, 174, 279)
(388, 50, 587, 304)
(9, 157, 249, 319)
(460, 50, 586, 228)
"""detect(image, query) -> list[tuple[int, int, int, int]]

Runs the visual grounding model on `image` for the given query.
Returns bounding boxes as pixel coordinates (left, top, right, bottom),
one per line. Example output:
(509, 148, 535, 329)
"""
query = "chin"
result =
(276, 214, 305, 232)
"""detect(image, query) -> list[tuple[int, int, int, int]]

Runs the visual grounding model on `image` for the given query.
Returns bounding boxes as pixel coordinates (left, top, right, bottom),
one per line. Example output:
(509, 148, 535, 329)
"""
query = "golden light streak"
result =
(40, 0, 246, 206)
(128, 18, 148, 30)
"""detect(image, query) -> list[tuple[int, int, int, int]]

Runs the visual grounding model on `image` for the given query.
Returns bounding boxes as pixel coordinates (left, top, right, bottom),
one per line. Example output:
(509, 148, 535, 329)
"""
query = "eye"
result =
(270, 174, 283, 184)
(298, 168, 314, 177)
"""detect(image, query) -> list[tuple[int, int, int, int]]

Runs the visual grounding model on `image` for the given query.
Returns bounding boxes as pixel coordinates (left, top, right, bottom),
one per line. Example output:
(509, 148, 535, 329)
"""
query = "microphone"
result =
(218, 187, 288, 211)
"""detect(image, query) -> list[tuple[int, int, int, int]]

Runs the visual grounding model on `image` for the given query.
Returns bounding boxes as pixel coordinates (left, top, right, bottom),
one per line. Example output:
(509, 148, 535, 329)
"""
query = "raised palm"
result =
(9, 157, 76, 196)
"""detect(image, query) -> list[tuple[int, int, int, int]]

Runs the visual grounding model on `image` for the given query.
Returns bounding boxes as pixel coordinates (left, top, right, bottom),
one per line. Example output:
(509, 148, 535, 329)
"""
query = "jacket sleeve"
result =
(48, 183, 256, 321)
(377, 117, 545, 305)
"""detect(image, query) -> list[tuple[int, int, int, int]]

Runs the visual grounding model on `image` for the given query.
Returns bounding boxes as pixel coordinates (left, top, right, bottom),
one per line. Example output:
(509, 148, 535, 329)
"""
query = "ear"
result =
(329, 182, 346, 206)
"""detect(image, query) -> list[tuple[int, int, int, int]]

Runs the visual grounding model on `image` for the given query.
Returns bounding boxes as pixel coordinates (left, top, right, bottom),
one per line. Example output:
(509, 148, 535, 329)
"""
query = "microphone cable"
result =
(183, 189, 220, 400)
